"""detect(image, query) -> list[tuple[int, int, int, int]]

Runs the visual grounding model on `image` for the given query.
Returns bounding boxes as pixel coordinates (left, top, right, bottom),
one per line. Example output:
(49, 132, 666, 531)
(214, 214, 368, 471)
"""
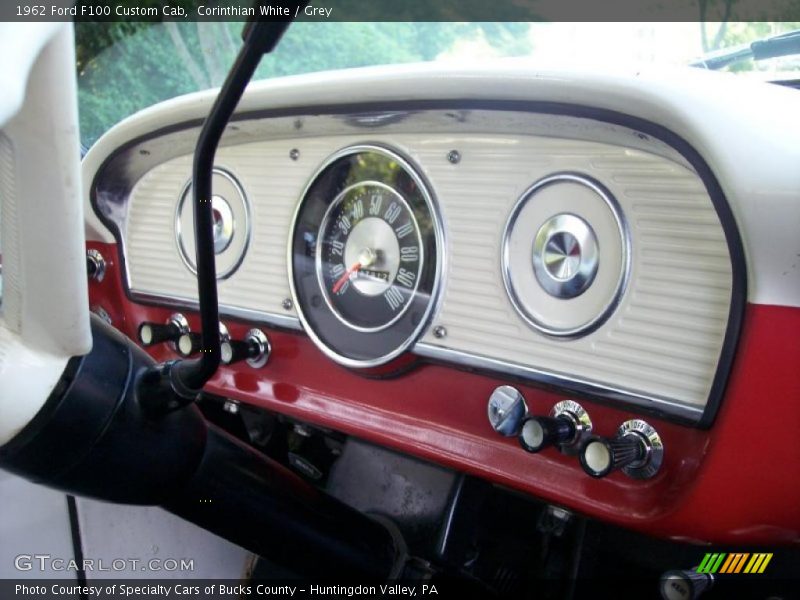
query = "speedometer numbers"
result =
(318, 183, 422, 331)
(290, 146, 442, 367)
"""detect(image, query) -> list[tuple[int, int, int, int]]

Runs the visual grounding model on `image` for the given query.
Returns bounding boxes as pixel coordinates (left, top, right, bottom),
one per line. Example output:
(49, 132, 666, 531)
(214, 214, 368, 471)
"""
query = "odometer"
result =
(289, 146, 443, 367)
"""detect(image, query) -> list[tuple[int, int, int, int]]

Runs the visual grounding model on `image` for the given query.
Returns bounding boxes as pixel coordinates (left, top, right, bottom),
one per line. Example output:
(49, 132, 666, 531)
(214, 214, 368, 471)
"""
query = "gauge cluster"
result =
(289, 146, 443, 367)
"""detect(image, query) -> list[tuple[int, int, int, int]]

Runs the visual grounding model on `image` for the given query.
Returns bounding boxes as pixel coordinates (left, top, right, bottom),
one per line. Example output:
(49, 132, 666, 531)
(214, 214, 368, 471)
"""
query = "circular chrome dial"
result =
(175, 167, 250, 280)
(289, 145, 443, 367)
(501, 172, 629, 338)
(532, 213, 599, 299)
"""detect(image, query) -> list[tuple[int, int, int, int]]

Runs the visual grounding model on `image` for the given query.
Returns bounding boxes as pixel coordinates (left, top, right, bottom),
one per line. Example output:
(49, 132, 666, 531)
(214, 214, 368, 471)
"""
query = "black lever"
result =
(141, 14, 299, 408)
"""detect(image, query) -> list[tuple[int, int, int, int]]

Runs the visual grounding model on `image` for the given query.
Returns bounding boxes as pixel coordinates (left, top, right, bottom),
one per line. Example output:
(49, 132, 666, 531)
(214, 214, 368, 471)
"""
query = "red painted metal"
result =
(87, 241, 800, 546)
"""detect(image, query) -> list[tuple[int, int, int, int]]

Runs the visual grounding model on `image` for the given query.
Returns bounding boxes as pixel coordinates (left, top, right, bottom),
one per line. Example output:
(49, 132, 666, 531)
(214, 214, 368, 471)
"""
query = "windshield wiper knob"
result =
(579, 419, 663, 479)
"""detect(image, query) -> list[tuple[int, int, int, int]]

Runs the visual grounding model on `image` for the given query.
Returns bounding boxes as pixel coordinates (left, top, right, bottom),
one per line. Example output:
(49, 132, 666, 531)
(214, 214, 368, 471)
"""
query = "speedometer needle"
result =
(332, 248, 377, 294)
(332, 262, 362, 294)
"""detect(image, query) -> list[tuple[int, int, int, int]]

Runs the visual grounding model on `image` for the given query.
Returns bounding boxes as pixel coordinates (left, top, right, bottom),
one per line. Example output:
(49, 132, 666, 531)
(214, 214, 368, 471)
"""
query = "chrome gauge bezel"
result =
(501, 172, 631, 338)
(288, 144, 445, 368)
(175, 166, 251, 280)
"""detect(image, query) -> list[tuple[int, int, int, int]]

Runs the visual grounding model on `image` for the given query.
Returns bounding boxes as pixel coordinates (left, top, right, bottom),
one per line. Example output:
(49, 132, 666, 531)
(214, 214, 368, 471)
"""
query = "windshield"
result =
(76, 21, 800, 147)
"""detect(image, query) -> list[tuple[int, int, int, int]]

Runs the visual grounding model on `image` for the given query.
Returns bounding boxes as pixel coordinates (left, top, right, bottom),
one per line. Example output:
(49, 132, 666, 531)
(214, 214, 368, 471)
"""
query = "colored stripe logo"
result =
(696, 553, 773, 574)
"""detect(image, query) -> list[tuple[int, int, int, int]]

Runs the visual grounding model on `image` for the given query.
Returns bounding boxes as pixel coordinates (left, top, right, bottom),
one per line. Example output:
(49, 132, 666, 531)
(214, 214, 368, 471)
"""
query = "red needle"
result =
(332, 262, 361, 294)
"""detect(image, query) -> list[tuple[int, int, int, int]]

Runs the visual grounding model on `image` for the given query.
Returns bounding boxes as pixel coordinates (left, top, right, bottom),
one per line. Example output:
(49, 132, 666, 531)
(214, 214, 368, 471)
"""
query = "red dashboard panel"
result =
(87, 241, 800, 546)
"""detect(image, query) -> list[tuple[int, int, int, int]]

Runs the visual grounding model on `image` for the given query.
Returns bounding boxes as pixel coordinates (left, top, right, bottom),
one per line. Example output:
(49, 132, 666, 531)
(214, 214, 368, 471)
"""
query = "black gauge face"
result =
(318, 182, 423, 331)
(290, 146, 441, 367)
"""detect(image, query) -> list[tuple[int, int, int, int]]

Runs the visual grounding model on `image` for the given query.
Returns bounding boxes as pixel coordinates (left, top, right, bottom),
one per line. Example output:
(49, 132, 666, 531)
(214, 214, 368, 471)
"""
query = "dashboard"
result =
(83, 63, 800, 545)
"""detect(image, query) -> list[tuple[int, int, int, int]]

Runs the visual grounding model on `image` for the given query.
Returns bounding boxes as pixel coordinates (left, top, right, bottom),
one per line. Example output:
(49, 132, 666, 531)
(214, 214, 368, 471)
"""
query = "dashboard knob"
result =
(176, 332, 202, 357)
(86, 249, 106, 282)
(579, 419, 663, 479)
(519, 415, 575, 453)
(138, 313, 189, 347)
(221, 329, 271, 368)
(659, 570, 713, 600)
(487, 385, 528, 437)
(221, 339, 259, 365)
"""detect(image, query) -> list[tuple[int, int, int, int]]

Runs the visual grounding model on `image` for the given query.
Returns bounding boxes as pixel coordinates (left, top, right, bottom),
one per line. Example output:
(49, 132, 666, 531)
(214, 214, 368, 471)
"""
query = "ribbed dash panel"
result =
(124, 132, 733, 410)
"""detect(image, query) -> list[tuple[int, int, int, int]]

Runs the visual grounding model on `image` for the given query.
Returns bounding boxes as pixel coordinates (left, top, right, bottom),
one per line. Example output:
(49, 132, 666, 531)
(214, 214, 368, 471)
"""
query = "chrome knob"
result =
(487, 385, 528, 437)
(532, 213, 599, 299)
(579, 419, 663, 479)
(86, 249, 106, 282)
(660, 570, 713, 600)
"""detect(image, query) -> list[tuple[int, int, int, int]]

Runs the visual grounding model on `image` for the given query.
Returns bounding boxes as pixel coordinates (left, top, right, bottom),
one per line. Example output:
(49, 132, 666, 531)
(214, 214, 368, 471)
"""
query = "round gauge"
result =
(289, 145, 443, 367)
(175, 167, 250, 279)
(502, 172, 630, 338)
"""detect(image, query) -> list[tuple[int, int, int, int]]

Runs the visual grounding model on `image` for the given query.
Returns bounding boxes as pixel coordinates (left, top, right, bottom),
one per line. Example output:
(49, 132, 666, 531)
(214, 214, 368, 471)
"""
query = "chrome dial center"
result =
(532, 213, 599, 299)
(342, 217, 399, 297)
(543, 231, 581, 280)
(211, 195, 235, 254)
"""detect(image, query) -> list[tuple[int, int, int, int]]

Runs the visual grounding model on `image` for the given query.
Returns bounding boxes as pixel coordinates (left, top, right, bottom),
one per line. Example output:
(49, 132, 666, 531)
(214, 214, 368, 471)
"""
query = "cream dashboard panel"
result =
(124, 128, 733, 421)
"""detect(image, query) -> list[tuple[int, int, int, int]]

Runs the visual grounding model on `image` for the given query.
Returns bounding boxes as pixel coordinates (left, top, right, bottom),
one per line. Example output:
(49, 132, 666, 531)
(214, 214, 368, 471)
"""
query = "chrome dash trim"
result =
(129, 289, 303, 331)
(414, 342, 704, 423)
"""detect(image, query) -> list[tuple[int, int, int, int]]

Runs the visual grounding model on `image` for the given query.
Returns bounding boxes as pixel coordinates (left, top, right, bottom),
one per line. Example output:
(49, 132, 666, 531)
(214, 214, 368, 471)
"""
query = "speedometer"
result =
(289, 145, 443, 367)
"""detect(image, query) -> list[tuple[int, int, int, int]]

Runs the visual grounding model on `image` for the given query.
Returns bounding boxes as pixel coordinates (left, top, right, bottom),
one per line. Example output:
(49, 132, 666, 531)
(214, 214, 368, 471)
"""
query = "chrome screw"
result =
(433, 325, 447, 339)
(282, 298, 294, 311)
(447, 150, 461, 164)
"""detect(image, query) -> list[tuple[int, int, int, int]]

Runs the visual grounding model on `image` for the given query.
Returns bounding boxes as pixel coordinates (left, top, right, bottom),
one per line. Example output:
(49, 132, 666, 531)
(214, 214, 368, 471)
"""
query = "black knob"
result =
(176, 332, 203, 357)
(138, 321, 183, 346)
(221, 339, 260, 365)
(579, 433, 647, 478)
(519, 416, 575, 453)
(659, 570, 713, 600)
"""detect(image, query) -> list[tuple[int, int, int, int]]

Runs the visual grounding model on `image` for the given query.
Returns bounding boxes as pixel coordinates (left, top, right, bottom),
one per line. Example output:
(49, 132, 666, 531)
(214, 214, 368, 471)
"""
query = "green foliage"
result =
(76, 22, 532, 147)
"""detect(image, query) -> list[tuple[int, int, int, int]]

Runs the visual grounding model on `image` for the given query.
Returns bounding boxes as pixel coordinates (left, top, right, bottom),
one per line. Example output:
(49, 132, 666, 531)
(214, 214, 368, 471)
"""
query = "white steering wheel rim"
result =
(0, 23, 92, 445)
